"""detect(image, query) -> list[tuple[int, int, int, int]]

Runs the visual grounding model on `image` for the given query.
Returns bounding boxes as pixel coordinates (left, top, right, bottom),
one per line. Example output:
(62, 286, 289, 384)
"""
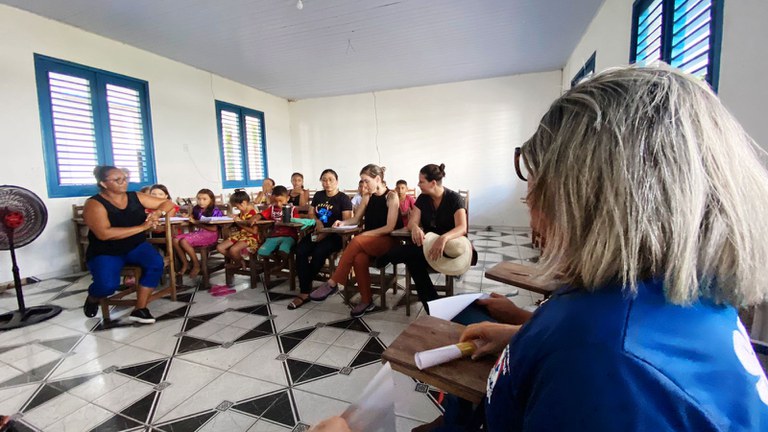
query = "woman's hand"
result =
(411, 227, 425, 246)
(332, 220, 344, 228)
(475, 293, 533, 325)
(427, 234, 448, 261)
(309, 416, 351, 432)
(143, 214, 159, 230)
(460, 322, 520, 360)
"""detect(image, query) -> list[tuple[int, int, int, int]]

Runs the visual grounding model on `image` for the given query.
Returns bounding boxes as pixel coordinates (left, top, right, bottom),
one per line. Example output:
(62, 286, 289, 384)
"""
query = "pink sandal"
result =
(212, 287, 236, 297)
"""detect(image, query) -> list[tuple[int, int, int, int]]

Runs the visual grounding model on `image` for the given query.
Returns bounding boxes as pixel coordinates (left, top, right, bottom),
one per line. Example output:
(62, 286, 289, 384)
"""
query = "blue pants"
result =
(258, 236, 296, 256)
(87, 242, 164, 298)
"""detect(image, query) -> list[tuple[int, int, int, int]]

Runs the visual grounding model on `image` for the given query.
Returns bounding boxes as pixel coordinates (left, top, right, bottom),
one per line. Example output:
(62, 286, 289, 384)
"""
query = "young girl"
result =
(253, 178, 275, 206)
(395, 179, 416, 227)
(216, 189, 259, 270)
(288, 172, 310, 206)
(173, 189, 223, 278)
(309, 164, 403, 318)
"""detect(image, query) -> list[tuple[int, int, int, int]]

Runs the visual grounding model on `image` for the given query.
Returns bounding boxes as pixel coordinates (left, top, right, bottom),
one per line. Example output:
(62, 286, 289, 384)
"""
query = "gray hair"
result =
(522, 65, 768, 307)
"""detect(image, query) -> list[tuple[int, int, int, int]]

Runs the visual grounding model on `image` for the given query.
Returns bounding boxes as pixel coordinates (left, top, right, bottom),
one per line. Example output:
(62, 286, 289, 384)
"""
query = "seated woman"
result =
(82, 166, 176, 324)
(253, 177, 275, 207)
(378, 164, 467, 314)
(312, 66, 768, 431)
(309, 164, 403, 317)
(291, 169, 353, 309)
(288, 172, 310, 206)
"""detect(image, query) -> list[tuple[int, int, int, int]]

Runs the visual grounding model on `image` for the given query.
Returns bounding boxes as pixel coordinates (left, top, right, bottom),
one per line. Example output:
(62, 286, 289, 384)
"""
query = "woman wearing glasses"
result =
(311, 66, 768, 431)
(81, 165, 176, 324)
(376, 163, 468, 314)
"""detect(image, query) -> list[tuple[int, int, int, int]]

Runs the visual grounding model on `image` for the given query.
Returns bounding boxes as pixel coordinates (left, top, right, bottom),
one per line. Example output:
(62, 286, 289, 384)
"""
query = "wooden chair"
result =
(72, 204, 89, 271)
(342, 261, 399, 309)
(402, 189, 471, 316)
(223, 221, 273, 288)
(100, 217, 177, 323)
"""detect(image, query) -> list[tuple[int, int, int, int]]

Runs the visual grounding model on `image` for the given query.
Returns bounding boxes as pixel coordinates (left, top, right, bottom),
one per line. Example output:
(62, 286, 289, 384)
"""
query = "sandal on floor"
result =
(287, 296, 310, 310)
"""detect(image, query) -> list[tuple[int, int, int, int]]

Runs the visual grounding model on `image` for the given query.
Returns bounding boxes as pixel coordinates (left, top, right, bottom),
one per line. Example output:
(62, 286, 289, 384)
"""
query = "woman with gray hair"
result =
(453, 66, 768, 431)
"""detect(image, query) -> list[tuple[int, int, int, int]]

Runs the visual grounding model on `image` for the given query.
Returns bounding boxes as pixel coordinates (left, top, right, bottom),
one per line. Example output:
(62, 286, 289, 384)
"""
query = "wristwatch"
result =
(160, 210, 167, 216)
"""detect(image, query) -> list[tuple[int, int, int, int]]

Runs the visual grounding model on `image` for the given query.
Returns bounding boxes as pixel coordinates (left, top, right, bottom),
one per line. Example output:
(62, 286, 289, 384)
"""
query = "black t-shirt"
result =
(416, 188, 465, 235)
(86, 191, 147, 259)
(312, 190, 353, 228)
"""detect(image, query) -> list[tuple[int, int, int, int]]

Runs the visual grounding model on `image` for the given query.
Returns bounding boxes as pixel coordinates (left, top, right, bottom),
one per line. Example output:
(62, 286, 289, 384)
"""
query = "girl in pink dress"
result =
(173, 189, 223, 278)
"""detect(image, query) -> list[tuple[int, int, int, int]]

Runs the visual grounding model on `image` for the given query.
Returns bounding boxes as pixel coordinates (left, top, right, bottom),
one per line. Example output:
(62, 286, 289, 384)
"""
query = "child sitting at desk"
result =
(216, 189, 259, 270)
(254, 185, 299, 257)
(395, 179, 416, 226)
(173, 188, 223, 278)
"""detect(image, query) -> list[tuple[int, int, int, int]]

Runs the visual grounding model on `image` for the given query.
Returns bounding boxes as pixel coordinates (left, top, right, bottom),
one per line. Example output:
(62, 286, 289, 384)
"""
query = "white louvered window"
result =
(630, 0, 722, 90)
(35, 55, 156, 197)
(216, 101, 269, 189)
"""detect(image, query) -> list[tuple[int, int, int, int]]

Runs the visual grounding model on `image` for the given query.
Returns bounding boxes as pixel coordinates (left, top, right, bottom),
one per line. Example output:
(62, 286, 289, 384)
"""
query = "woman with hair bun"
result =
(377, 163, 468, 313)
(309, 164, 402, 318)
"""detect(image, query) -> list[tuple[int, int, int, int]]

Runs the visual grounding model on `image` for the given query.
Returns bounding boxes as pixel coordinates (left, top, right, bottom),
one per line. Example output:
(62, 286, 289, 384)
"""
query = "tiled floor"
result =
(0, 227, 539, 431)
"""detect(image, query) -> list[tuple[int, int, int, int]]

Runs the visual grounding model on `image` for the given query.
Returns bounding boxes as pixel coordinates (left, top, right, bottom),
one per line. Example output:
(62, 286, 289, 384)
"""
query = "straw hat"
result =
(422, 232, 473, 276)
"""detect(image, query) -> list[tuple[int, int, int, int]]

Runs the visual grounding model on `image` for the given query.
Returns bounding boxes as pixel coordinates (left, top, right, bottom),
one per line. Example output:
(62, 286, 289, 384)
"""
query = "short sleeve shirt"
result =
(312, 190, 353, 228)
(260, 205, 299, 238)
(415, 188, 464, 235)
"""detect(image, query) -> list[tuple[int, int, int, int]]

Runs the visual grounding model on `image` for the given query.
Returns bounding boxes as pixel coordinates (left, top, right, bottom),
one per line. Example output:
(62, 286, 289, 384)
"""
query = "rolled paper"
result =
(414, 342, 478, 370)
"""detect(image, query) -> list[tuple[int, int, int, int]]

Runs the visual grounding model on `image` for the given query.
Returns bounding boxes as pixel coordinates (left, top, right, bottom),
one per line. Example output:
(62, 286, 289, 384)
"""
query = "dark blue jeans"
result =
(86, 241, 164, 297)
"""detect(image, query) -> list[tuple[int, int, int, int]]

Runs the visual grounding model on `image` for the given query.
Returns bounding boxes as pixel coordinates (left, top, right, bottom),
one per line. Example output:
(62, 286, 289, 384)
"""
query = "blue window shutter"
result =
(34, 54, 156, 198)
(630, 0, 722, 90)
(217, 101, 268, 188)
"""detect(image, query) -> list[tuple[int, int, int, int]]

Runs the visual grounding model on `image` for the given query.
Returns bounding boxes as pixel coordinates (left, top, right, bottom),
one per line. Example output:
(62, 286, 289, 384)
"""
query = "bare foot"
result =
(189, 266, 201, 278)
(178, 263, 189, 275)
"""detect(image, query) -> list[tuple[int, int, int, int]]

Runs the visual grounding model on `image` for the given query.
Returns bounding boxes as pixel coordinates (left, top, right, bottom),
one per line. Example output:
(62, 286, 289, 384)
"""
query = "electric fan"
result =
(0, 185, 62, 330)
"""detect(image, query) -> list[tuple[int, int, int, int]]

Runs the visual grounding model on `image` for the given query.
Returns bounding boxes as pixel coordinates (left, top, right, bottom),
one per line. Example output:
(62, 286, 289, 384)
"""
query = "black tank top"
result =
(86, 191, 147, 259)
(288, 192, 302, 206)
(364, 189, 403, 232)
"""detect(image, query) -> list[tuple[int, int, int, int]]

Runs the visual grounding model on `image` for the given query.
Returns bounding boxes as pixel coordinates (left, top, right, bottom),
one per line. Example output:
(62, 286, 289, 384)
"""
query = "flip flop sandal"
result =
(209, 284, 229, 293)
(287, 296, 310, 310)
(211, 288, 236, 297)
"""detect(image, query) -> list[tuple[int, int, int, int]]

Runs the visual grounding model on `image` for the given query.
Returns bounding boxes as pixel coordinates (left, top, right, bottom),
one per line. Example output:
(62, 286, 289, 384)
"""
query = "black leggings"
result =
(381, 243, 439, 312)
(295, 234, 343, 294)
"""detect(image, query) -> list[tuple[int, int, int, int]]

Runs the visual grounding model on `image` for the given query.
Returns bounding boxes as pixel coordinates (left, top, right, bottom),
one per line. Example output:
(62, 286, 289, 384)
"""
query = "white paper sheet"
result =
(427, 293, 489, 320)
(159, 217, 187, 222)
(342, 362, 396, 432)
(198, 216, 233, 223)
(332, 225, 359, 230)
(415, 345, 462, 370)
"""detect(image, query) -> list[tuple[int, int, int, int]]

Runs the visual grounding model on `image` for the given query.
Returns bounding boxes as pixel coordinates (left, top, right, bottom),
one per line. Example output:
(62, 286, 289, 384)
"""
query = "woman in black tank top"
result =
(81, 166, 177, 324)
(308, 164, 402, 318)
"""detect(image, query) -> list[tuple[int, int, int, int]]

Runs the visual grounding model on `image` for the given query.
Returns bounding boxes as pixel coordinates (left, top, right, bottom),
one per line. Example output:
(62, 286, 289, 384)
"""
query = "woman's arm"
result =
(83, 199, 154, 241)
(408, 206, 425, 245)
(360, 191, 399, 236)
(335, 195, 368, 227)
(426, 208, 468, 260)
(300, 190, 310, 206)
(137, 193, 177, 217)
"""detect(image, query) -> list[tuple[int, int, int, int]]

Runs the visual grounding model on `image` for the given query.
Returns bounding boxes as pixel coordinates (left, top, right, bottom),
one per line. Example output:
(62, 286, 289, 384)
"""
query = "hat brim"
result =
(422, 232, 473, 276)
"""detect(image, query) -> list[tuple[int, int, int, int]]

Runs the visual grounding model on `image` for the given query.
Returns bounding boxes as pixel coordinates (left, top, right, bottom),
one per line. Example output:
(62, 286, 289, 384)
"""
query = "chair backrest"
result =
(343, 189, 358, 199)
(407, 187, 417, 198)
(307, 189, 317, 201)
(458, 189, 470, 227)
(296, 205, 312, 219)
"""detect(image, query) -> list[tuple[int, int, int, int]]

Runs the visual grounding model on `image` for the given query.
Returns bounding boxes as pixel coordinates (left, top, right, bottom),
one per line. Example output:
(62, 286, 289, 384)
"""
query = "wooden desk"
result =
(390, 227, 411, 238)
(316, 226, 362, 235)
(382, 315, 495, 404)
(484, 261, 561, 297)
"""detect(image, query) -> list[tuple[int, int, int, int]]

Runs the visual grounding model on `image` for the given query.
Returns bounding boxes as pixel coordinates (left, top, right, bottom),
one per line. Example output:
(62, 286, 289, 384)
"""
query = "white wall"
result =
(561, 0, 768, 151)
(289, 72, 562, 229)
(0, 5, 293, 282)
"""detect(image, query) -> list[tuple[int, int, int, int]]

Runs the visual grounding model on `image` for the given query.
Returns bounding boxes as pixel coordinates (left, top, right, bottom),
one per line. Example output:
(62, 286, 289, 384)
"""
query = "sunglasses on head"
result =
(514, 147, 527, 182)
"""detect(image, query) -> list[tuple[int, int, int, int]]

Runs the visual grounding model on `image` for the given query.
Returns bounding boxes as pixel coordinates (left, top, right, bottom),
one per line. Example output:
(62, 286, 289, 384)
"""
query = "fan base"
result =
(0, 305, 62, 331)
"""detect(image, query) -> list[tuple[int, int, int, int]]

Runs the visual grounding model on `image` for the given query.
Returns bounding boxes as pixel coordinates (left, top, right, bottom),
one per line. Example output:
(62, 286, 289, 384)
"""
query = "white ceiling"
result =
(1, 0, 603, 100)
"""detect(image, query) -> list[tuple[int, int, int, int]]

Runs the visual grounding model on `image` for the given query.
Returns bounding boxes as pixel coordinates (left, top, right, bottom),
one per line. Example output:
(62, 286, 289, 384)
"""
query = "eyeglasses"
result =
(514, 147, 528, 182)
(105, 176, 129, 184)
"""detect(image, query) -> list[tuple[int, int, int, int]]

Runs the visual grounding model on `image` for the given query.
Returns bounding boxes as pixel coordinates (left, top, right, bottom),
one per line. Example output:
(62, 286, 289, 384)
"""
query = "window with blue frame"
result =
(630, 0, 723, 90)
(215, 101, 268, 189)
(571, 51, 596, 88)
(34, 54, 156, 198)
